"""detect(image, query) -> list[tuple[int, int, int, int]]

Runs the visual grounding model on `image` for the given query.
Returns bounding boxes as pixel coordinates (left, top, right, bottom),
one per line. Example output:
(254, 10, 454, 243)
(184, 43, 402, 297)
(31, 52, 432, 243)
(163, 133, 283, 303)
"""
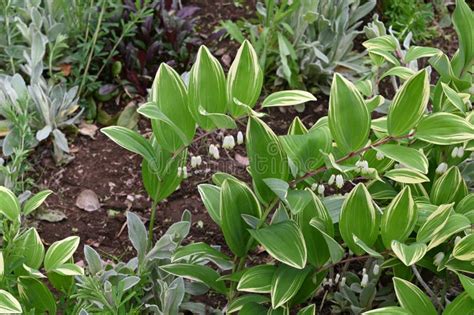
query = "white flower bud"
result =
(328, 174, 335, 185)
(376, 151, 384, 160)
(361, 274, 369, 288)
(373, 264, 380, 276)
(335, 273, 340, 284)
(191, 156, 198, 168)
(317, 184, 325, 196)
(196, 155, 202, 166)
(434, 252, 445, 266)
(237, 131, 244, 145)
(182, 167, 188, 179)
(340, 277, 346, 287)
(311, 183, 318, 191)
(362, 268, 367, 275)
(209, 144, 216, 155)
(435, 162, 448, 174)
(328, 278, 333, 286)
(457, 146, 464, 158)
(209, 144, 220, 159)
(454, 236, 462, 245)
(223, 135, 236, 150)
(335, 175, 344, 189)
(177, 167, 183, 177)
(451, 147, 459, 158)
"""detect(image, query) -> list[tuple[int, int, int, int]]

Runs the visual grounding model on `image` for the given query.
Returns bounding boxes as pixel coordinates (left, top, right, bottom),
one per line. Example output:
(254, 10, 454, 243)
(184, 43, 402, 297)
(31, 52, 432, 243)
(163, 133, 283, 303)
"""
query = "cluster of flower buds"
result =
(375, 151, 384, 160)
(177, 166, 188, 178)
(451, 146, 465, 158)
(311, 183, 325, 195)
(223, 135, 236, 150)
(190, 155, 202, 168)
(328, 174, 345, 189)
(435, 162, 448, 174)
(355, 160, 370, 174)
(209, 144, 220, 159)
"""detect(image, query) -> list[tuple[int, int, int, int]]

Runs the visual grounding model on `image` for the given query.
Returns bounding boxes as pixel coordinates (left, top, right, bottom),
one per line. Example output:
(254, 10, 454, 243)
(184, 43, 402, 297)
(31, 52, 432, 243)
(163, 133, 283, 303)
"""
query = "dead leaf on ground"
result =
(79, 122, 99, 139)
(76, 189, 101, 212)
(235, 153, 249, 166)
(37, 209, 67, 222)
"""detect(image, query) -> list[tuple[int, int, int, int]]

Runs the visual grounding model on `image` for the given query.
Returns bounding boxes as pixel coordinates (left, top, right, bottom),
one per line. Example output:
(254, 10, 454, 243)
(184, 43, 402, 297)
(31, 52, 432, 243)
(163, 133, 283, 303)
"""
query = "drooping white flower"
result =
(223, 135, 236, 150)
(451, 147, 459, 158)
(335, 174, 344, 189)
(335, 273, 340, 284)
(433, 252, 445, 266)
(328, 278, 333, 286)
(237, 131, 244, 145)
(311, 183, 318, 191)
(317, 184, 325, 196)
(191, 156, 202, 168)
(373, 264, 380, 276)
(454, 236, 462, 245)
(196, 155, 202, 166)
(328, 174, 336, 185)
(376, 151, 384, 160)
(209, 144, 220, 159)
(457, 146, 464, 158)
(177, 167, 183, 177)
(356, 160, 370, 174)
(182, 167, 188, 179)
(361, 274, 369, 287)
(435, 162, 448, 174)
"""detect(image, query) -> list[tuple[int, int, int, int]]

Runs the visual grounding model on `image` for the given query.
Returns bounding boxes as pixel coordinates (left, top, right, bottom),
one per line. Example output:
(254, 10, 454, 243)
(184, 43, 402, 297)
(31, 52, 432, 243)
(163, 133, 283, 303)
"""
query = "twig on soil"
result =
(411, 265, 444, 311)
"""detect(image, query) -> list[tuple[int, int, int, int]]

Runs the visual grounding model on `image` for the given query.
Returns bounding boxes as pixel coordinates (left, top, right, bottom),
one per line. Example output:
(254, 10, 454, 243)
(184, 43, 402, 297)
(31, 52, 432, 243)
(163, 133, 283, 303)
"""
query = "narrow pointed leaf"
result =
(374, 145, 428, 173)
(23, 190, 53, 215)
(197, 184, 221, 226)
(393, 277, 437, 315)
(453, 234, 474, 261)
(416, 204, 453, 243)
(262, 90, 316, 108)
(271, 264, 311, 308)
(415, 113, 474, 145)
(0, 186, 20, 221)
(384, 168, 430, 184)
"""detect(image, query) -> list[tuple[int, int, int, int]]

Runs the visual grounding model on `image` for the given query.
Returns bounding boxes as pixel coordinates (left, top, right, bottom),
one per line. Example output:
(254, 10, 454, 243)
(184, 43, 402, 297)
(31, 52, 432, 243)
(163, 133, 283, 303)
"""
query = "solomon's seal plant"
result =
(0, 186, 82, 313)
(102, 1, 473, 313)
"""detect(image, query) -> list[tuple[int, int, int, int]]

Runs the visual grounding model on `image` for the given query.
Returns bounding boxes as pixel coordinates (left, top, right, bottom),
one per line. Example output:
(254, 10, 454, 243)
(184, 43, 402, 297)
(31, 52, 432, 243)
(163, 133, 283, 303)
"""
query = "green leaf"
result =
(188, 46, 227, 130)
(339, 184, 379, 255)
(197, 184, 221, 226)
(0, 186, 20, 221)
(246, 116, 289, 204)
(453, 234, 474, 261)
(380, 66, 415, 80)
(310, 219, 344, 264)
(126, 212, 147, 262)
(416, 204, 453, 243)
(374, 144, 428, 174)
(14, 228, 44, 269)
(149, 63, 195, 151)
(51, 263, 84, 276)
(227, 40, 263, 116)
(428, 213, 470, 249)
(299, 191, 334, 267)
(381, 187, 417, 248)
(363, 306, 410, 314)
(328, 73, 370, 153)
(457, 273, 474, 299)
(0, 289, 22, 313)
(280, 125, 332, 173)
(160, 263, 227, 294)
(237, 265, 276, 293)
(44, 236, 80, 271)
(452, 0, 474, 72)
(249, 221, 307, 269)
(391, 241, 427, 266)
(198, 106, 237, 129)
(262, 90, 316, 108)
(384, 168, 430, 184)
(441, 83, 467, 113)
(393, 277, 437, 315)
(22, 190, 53, 215)
(415, 113, 474, 145)
(363, 35, 398, 51)
(221, 179, 261, 257)
(443, 292, 474, 315)
(404, 46, 441, 63)
(431, 166, 467, 205)
(366, 95, 385, 112)
(297, 304, 316, 315)
(172, 242, 231, 268)
(227, 294, 270, 313)
(387, 69, 429, 136)
(271, 264, 311, 309)
(101, 126, 156, 165)
(353, 235, 383, 259)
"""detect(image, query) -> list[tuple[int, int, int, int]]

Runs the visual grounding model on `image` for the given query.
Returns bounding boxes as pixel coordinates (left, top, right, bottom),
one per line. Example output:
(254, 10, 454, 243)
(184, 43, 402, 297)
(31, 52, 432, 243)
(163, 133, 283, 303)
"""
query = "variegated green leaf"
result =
(428, 213, 470, 249)
(374, 144, 428, 173)
(262, 90, 316, 108)
(384, 168, 430, 184)
(453, 234, 474, 261)
(328, 73, 370, 153)
(238, 265, 276, 293)
(416, 204, 453, 243)
(0, 186, 20, 221)
(387, 69, 429, 136)
(339, 183, 379, 255)
(381, 187, 417, 248)
(391, 241, 427, 266)
(393, 277, 437, 315)
(227, 40, 263, 116)
(415, 113, 474, 145)
(271, 264, 311, 309)
(430, 166, 468, 205)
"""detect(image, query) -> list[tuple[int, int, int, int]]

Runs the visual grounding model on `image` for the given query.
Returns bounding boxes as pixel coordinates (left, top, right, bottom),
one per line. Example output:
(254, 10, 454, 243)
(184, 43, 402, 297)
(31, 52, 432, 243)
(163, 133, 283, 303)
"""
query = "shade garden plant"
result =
(0, 0, 473, 314)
